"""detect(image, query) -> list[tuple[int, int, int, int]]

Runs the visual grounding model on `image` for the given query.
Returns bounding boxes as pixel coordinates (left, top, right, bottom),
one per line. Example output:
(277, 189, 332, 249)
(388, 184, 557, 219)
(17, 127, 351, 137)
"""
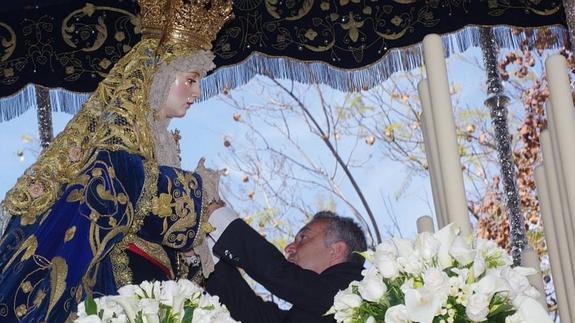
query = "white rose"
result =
(393, 238, 415, 258)
(423, 268, 450, 296)
(466, 293, 490, 321)
(398, 255, 424, 275)
(434, 223, 459, 269)
(376, 240, 398, 257)
(404, 288, 445, 323)
(373, 252, 400, 279)
(415, 232, 441, 262)
(358, 267, 387, 302)
(333, 288, 362, 310)
(365, 316, 376, 323)
(333, 308, 355, 323)
(449, 236, 475, 266)
(384, 304, 410, 323)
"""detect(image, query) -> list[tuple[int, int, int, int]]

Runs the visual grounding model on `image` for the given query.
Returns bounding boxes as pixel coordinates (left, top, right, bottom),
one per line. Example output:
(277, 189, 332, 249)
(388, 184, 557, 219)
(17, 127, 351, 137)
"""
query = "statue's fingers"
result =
(197, 157, 206, 168)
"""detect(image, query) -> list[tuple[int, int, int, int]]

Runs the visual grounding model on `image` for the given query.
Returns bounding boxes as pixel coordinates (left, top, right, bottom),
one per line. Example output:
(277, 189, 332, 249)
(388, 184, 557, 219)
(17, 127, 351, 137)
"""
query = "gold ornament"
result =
(159, 0, 234, 56)
(138, 0, 169, 39)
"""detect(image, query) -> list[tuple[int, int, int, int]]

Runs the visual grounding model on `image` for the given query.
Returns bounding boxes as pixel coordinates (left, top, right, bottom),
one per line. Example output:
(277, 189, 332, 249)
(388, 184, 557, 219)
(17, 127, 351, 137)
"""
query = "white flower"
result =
(423, 268, 450, 296)
(329, 287, 360, 323)
(400, 278, 414, 293)
(358, 267, 387, 302)
(158, 280, 179, 307)
(393, 238, 415, 258)
(501, 267, 535, 299)
(414, 232, 441, 262)
(117, 284, 138, 297)
(466, 293, 490, 321)
(75, 314, 103, 323)
(472, 272, 510, 296)
(333, 308, 355, 323)
(136, 281, 161, 299)
(512, 294, 553, 323)
(111, 295, 139, 321)
(375, 240, 398, 257)
(360, 249, 375, 262)
(449, 236, 475, 266)
(404, 288, 445, 323)
(109, 314, 128, 323)
(448, 270, 467, 298)
(505, 312, 525, 323)
(434, 223, 459, 269)
(77, 279, 237, 323)
(397, 255, 424, 275)
(138, 298, 160, 316)
(332, 286, 362, 311)
(365, 316, 376, 323)
(193, 307, 237, 323)
(198, 294, 223, 309)
(384, 304, 410, 323)
(472, 254, 486, 278)
(476, 239, 512, 268)
(373, 252, 400, 279)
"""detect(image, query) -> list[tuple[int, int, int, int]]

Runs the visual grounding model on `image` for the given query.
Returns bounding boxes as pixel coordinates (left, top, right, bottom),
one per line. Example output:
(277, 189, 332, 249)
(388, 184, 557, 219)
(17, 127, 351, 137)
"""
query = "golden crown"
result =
(138, 0, 169, 39)
(160, 0, 234, 54)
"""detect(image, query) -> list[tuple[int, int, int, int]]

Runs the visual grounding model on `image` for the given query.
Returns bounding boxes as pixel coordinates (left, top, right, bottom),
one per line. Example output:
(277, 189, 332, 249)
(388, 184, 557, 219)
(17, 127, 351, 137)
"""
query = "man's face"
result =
(284, 219, 332, 274)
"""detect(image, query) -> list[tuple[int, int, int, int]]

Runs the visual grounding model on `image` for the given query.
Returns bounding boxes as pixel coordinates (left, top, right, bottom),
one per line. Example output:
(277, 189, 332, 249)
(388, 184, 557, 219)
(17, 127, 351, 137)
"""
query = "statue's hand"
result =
(195, 157, 225, 207)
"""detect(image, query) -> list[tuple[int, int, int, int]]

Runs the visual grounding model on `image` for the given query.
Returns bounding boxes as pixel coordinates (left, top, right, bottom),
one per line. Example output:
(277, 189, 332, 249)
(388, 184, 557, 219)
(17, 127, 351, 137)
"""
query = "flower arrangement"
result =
(327, 224, 551, 323)
(75, 279, 237, 323)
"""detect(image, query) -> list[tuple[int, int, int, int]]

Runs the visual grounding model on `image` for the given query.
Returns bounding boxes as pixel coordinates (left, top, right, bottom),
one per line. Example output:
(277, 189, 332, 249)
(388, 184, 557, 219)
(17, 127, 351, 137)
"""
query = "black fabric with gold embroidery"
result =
(0, 0, 566, 100)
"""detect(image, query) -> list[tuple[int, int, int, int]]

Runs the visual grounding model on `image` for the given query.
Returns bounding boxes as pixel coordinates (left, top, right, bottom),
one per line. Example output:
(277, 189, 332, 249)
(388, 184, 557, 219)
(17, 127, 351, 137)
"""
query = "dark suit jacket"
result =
(206, 219, 364, 323)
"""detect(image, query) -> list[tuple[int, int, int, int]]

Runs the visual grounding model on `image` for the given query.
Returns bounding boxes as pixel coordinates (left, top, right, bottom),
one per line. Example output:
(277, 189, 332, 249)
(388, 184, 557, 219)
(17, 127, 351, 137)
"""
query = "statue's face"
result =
(160, 71, 201, 119)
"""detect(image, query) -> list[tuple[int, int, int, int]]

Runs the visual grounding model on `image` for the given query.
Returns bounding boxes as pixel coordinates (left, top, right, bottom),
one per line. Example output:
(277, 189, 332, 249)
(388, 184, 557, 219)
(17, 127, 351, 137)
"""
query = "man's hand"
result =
(206, 199, 226, 217)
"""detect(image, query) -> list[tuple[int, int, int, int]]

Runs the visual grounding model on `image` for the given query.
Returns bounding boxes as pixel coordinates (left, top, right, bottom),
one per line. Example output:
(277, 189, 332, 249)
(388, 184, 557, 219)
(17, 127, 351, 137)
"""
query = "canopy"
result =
(0, 0, 567, 120)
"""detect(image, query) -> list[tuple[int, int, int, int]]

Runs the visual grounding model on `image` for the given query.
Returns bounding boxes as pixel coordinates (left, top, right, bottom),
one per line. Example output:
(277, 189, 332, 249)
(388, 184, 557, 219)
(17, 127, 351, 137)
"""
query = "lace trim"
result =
(150, 116, 181, 168)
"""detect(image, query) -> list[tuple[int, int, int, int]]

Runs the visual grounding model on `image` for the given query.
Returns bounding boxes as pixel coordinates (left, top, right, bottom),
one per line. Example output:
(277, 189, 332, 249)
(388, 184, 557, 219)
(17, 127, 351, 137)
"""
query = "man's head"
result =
(284, 211, 367, 274)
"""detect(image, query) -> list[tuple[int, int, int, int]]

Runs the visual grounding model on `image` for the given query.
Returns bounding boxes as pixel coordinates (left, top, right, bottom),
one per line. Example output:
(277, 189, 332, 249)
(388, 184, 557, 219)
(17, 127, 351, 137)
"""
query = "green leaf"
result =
(84, 295, 98, 316)
(490, 302, 515, 316)
(182, 306, 194, 323)
(135, 311, 145, 323)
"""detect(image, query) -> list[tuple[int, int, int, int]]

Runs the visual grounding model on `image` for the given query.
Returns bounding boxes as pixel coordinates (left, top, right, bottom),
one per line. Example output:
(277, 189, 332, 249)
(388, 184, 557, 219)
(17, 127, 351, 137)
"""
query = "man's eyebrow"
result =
(297, 227, 310, 235)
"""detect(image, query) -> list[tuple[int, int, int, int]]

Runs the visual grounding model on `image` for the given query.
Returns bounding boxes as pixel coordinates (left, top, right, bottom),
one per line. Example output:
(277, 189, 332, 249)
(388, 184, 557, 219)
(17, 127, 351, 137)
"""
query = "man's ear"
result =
(329, 241, 348, 263)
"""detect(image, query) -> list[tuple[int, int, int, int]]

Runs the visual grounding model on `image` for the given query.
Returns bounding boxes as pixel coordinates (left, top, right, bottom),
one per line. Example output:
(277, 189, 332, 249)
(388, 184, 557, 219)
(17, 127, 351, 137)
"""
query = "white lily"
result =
(434, 223, 459, 269)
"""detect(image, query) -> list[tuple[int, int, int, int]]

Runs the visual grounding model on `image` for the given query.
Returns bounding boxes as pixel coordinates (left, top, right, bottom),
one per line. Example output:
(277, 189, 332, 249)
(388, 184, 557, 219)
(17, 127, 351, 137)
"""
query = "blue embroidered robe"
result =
(0, 149, 205, 322)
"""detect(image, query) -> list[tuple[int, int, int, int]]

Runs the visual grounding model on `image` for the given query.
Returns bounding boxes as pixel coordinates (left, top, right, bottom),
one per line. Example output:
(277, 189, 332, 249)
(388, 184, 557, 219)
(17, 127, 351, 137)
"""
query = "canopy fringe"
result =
(199, 24, 569, 101)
